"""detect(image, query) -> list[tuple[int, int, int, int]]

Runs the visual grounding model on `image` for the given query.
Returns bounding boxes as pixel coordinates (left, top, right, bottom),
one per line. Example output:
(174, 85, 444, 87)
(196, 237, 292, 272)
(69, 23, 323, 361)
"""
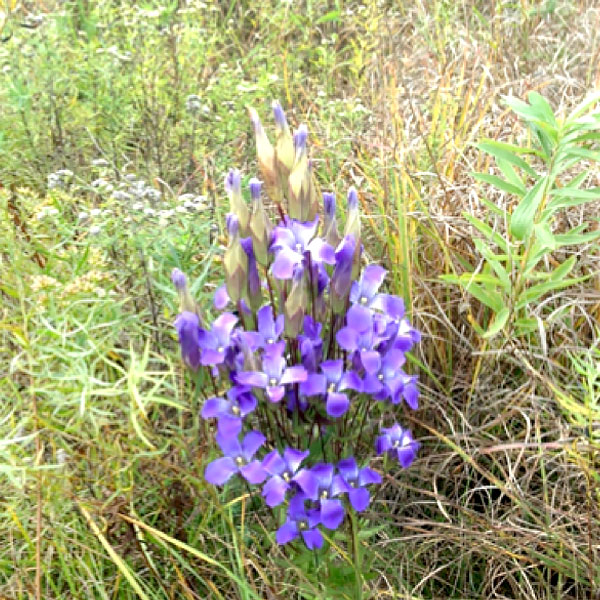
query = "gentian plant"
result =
(171, 102, 421, 589)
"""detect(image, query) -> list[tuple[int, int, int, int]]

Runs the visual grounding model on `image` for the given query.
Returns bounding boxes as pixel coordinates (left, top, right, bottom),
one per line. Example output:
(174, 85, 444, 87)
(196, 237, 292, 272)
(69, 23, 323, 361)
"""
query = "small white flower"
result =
(89, 225, 102, 235)
(92, 158, 109, 167)
(90, 208, 102, 217)
(78, 211, 89, 220)
(143, 207, 156, 216)
(132, 202, 144, 210)
(176, 205, 187, 213)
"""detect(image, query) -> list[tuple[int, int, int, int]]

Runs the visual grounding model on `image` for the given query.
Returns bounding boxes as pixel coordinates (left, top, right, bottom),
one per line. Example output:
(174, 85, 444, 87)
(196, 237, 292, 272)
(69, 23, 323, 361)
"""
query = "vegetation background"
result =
(1, 0, 599, 598)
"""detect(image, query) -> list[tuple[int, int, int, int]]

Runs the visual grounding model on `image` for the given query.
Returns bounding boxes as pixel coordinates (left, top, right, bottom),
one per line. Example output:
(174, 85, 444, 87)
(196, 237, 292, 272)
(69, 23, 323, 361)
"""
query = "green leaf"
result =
(473, 238, 511, 292)
(510, 177, 547, 241)
(554, 229, 600, 246)
(514, 317, 539, 334)
(565, 90, 600, 121)
(527, 92, 559, 128)
(440, 274, 504, 312)
(547, 187, 600, 211)
(472, 172, 525, 197)
(482, 307, 510, 339)
(515, 276, 586, 309)
(463, 214, 509, 253)
(533, 222, 557, 250)
(315, 10, 341, 24)
(477, 141, 538, 177)
(563, 147, 600, 162)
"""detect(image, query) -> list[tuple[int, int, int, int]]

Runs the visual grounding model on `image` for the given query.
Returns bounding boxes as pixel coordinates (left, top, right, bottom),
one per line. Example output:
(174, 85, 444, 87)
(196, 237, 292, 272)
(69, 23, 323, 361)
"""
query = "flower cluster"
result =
(172, 102, 421, 549)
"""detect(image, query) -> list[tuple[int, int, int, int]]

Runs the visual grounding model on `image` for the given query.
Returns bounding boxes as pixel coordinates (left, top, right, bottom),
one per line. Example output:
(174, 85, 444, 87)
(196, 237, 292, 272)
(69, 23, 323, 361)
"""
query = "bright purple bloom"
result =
(236, 341, 307, 403)
(376, 424, 420, 468)
(241, 305, 284, 350)
(261, 448, 309, 507)
(174, 311, 202, 370)
(332, 457, 382, 512)
(348, 265, 405, 332)
(300, 359, 361, 417)
(362, 349, 406, 399)
(276, 493, 323, 549)
(198, 312, 238, 366)
(270, 217, 335, 280)
(201, 386, 257, 436)
(294, 463, 345, 530)
(205, 430, 267, 486)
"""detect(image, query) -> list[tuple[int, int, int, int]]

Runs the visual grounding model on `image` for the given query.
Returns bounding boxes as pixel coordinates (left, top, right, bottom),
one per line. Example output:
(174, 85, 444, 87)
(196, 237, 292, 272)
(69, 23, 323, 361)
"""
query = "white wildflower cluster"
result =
(47, 169, 73, 190)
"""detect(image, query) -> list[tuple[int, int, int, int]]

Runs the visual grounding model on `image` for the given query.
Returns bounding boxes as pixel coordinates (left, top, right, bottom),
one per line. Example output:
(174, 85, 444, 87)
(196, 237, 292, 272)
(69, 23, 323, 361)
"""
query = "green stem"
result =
(349, 511, 363, 600)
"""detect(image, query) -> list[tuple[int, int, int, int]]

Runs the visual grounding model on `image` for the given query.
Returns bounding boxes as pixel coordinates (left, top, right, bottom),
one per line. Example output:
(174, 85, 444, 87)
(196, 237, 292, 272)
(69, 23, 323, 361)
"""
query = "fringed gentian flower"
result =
(276, 493, 323, 549)
(376, 424, 420, 468)
(198, 312, 238, 366)
(332, 457, 382, 512)
(262, 447, 309, 507)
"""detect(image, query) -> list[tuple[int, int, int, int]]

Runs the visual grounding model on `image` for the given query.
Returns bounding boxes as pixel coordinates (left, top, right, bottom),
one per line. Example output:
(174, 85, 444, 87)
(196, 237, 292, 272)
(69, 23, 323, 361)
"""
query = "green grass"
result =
(2, 0, 600, 598)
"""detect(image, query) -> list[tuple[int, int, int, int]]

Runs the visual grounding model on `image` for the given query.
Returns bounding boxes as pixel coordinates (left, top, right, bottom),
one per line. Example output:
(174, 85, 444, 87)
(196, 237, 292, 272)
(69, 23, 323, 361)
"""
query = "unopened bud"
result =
(225, 169, 250, 235)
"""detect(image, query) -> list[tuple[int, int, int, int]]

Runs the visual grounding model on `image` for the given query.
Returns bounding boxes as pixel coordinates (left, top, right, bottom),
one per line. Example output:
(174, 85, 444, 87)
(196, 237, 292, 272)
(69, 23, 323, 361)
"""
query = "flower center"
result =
(217, 346, 224, 353)
(295, 243, 303, 253)
(266, 337, 274, 344)
(360, 296, 368, 305)
(282, 471, 291, 482)
(392, 440, 400, 448)
(298, 520, 308, 530)
(231, 405, 241, 416)
(349, 480, 357, 488)
(269, 377, 278, 387)
(328, 383, 336, 393)
(320, 490, 329, 500)
(235, 456, 244, 466)
(378, 373, 384, 382)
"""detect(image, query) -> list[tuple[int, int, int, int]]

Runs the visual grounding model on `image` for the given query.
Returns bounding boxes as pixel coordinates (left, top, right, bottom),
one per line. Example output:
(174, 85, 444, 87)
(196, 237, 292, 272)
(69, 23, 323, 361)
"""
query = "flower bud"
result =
(225, 169, 250, 236)
(322, 192, 341, 248)
(248, 106, 278, 202)
(344, 187, 362, 279)
(241, 237, 262, 311)
(170, 268, 197, 314)
(224, 214, 248, 303)
(272, 101, 295, 175)
(330, 235, 356, 314)
(248, 178, 273, 266)
(288, 125, 313, 220)
(284, 268, 307, 337)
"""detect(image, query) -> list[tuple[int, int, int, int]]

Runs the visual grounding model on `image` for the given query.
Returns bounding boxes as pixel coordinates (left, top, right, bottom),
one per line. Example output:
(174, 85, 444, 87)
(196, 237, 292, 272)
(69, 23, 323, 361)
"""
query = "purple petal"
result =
(403, 378, 419, 410)
(213, 312, 238, 339)
(375, 434, 391, 455)
(320, 359, 343, 384)
(308, 237, 335, 265)
(174, 312, 201, 369)
(262, 450, 285, 475)
(266, 385, 285, 403)
(339, 371, 362, 392)
(236, 371, 269, 388)
(360, 265, 387, 299)
(217, 415, 243, 438)
(293, 469, 319, 501)
(276, 521, 299, 545)
(293, 216, 319, 248)
(300, 373, 325, 396)
(348, 487, 370, 512)
(358, 467, 382, 486)
(200, 348, 226, 366)
(237, 392, 257, 416)
(346, 305, 373, 333)
(361, 350, 381, 374)
(326, 392, 350, 417)
(214, 285, 230, 310)
(320, 498, 345, 530)
(242, 431, 266, 459)
(271, 246, 302, 280)
(205, 457, 237, 486)
(301, 528, 324, 550)
(337, 457, 358, 481)
(288, 493, 309, 519)
(336, 326, 359, 352)
(331, 474, 351, 497)
(201, 396, 228, 419)
(396, 445, 418, 468)
(311, 463, 334, 490)
(371, 293, 405, 320)
(283, 448, 309, 474)
(240, 460, 267, 484)
(262, 475, 289, 507)
(362, 374, 383, 395)
(216, 432, 242, 457)
(257, 305, 276, 340)
(280, 365, 308, 385)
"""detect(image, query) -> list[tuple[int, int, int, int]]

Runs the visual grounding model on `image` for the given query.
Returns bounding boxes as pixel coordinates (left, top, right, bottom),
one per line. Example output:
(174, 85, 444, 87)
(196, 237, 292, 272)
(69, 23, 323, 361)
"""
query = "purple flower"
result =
(174, 311, 202, 370)
(241, 305, 284, 350)
(276, 493, 323, 549)
(261, 448, 309, 507)
(362, 349, 406, 399)
(171, 268, 187, 290)
(294, 463, 345, 530)
(201, 386, 257, 437)
(332, 457, 382, 512)
(331, 235, 356, 312)
(198, 312, 238, 366)
(347, 265, 405, 332)
(376, 424, 420, 468)
(236, 341, 307, 403)
(270, 217, 335, 280)
(205, 430, 267, 486)
(300, 359, 362, 417)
